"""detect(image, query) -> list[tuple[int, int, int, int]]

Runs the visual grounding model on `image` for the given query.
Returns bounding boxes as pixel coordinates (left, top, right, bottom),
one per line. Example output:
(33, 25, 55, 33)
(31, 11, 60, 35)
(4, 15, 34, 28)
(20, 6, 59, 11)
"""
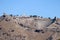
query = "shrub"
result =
(19, 23, 23, 26)
(48, 17, 51, 19)
(33, 15, 37, 17)
(2, 15, 6, 17)
(58, 39, 60, 40)
(30, 15, 33, 17)
(11, 30, 14, 32)
(10, 14, 13, 17)
(51, 16, 56, 23)
(35, 29, 40, 32)
(0, 28, 2, 30)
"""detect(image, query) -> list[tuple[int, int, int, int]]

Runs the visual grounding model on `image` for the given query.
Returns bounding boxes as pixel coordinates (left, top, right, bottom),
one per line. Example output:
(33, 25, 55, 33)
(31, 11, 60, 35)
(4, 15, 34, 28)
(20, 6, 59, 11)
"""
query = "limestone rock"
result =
(0, 14, 60, 40)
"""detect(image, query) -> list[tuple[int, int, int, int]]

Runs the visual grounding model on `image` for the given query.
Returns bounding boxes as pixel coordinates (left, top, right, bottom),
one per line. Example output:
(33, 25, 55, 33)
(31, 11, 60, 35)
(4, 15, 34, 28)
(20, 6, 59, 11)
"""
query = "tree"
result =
(10, 14, 13, 17)
(41, 16, 43, 18)
(33, 15, 37, 17)
(54, 16, 56, 20)
(30, 15, 33, 17)
(51, 16, 56, 23)
(48, 17, 51, 19)
(2, 13, 6, 17)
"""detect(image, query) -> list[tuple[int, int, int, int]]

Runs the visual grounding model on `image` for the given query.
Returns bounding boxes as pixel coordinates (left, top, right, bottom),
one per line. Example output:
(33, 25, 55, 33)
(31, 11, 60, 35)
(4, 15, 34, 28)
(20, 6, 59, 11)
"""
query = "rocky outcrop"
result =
(0, 14, 60, 40)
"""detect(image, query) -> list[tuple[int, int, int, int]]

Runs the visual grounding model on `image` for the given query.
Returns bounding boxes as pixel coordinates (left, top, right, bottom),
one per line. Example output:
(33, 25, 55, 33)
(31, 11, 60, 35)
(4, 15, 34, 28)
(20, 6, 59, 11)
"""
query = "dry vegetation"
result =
(0, 14, 60, 40)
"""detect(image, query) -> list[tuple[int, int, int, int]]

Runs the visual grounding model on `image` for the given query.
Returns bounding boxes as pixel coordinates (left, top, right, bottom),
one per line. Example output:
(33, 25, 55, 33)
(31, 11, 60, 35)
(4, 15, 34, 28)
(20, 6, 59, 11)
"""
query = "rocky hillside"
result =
(0, 14, 60, 40)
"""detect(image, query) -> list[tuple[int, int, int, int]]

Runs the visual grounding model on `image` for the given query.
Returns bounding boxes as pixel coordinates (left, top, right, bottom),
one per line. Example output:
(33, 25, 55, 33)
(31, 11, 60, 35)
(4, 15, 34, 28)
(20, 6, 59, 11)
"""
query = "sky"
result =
(0, 0, 60, 18)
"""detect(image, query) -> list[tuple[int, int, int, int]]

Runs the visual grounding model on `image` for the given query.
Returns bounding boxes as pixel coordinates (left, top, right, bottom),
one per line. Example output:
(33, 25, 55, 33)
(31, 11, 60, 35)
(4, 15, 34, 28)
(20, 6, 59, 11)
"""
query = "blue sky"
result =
(0, 0, 60, 18)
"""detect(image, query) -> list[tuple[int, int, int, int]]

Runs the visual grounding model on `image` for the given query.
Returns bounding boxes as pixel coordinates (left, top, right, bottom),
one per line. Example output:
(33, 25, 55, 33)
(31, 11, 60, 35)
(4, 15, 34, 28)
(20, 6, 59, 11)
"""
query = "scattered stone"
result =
(0, 14, 60, 40)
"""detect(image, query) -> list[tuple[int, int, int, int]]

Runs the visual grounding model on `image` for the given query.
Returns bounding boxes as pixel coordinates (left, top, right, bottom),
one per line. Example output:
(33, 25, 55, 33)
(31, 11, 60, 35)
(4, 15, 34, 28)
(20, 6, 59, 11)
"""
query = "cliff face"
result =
(0, 14, 60, 40)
